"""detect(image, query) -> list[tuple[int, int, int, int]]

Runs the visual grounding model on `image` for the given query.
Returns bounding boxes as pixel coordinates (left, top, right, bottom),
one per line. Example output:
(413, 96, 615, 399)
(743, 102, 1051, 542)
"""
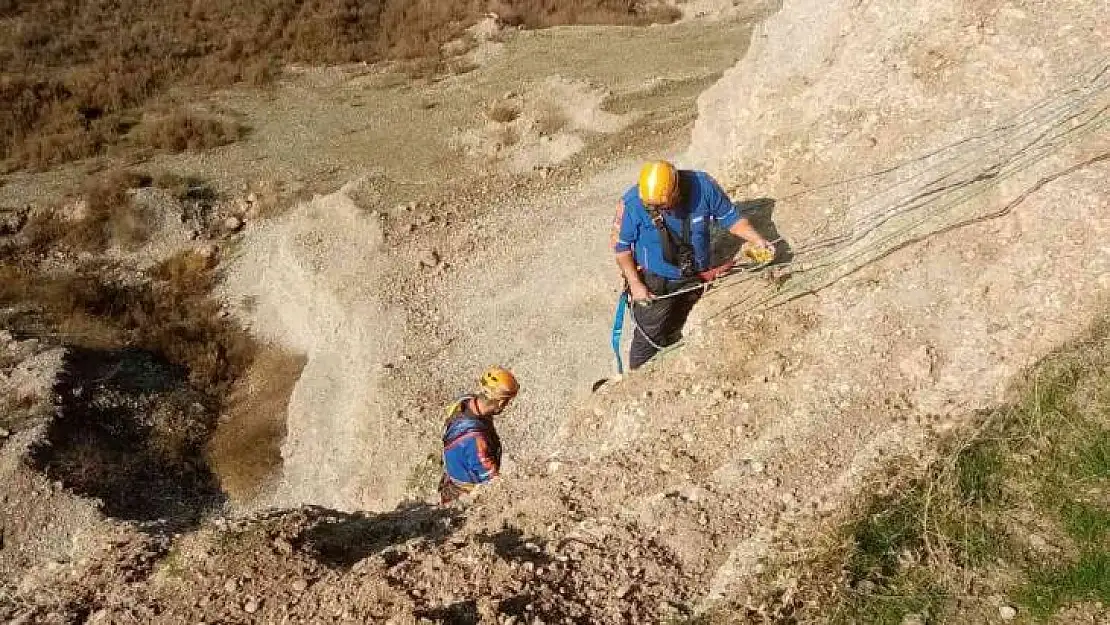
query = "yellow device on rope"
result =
(740, 241, 775, 266)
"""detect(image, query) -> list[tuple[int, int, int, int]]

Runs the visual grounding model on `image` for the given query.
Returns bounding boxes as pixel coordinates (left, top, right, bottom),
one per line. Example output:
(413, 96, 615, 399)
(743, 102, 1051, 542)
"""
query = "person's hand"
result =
(628, 281, 654, 303)
(740, 239, 776, 265)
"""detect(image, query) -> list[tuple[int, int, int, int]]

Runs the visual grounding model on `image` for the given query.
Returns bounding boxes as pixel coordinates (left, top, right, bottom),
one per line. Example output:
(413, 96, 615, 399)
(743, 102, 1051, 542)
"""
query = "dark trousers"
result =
(629, 273, 703, 369)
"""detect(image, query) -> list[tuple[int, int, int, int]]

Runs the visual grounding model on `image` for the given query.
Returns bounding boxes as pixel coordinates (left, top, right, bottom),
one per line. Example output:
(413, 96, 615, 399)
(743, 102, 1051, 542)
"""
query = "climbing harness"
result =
(645, 204, 697, 278)
(607, 238, 783, 374)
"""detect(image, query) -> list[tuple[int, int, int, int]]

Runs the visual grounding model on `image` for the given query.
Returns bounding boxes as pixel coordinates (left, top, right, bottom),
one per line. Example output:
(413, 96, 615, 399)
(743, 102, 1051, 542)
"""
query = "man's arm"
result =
(611, 200, 653, 301)
(473, 435, 499, 483)
(616, 250, 652, 301)
(727, 217, 769, 247)
(702, 174, 773, 251)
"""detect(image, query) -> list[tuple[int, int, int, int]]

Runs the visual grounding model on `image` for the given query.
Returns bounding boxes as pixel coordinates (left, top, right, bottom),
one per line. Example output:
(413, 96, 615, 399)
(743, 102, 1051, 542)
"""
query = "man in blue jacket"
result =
(612, 160, 775, 369)
(439, 366, 519, 504)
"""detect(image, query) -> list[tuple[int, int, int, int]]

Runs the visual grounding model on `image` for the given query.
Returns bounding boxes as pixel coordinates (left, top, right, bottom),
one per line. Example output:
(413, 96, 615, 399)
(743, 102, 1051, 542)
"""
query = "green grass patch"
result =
(834, 572, 946, 625)
(1074, 430, 1110, 480)
(1058, 500, 1110, 544)
(801, 321, 1110, 623)
(846, 492, 927, 585)
(955, 439, 1006, 505)
(1019, 551, 1110, 618)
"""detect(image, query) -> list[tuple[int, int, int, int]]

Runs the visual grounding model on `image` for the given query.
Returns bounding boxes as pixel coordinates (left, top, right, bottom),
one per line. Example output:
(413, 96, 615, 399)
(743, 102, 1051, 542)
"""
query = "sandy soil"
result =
(1, 1, 1108, 622)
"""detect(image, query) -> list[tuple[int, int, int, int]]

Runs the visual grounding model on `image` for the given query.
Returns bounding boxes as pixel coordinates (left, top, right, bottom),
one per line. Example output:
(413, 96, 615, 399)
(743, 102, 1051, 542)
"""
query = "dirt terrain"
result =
(1, 0, 1108, 623)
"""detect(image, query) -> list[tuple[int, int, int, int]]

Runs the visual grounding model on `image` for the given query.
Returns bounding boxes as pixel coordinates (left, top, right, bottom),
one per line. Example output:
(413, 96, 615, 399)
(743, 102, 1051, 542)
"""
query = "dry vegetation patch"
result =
(0, 246, 262, 521)
(740, 318, 1110, 624)
(137, 109, 246, 154)
(491, 0, 681, 28)
(17, 169, 155, 253)
(0, 0, 679, 170)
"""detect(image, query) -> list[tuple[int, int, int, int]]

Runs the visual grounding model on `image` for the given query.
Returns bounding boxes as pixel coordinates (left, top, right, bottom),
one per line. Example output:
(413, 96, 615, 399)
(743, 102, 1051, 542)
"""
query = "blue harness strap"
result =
(610, 289, 628, 375)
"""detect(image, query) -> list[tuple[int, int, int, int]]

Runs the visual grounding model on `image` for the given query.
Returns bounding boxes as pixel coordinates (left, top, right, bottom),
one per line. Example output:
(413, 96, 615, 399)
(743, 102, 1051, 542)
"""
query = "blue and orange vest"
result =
(442, 395, 502, 486)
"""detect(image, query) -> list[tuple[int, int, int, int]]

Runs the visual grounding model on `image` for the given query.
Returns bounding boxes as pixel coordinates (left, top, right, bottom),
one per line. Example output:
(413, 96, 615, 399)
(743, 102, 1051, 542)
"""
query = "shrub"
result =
(138, 110, 245, 153)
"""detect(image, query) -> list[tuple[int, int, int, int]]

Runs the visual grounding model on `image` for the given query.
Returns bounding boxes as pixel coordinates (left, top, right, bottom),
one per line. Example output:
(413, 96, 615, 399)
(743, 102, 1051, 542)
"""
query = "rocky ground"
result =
(1, 0, 1108, 623)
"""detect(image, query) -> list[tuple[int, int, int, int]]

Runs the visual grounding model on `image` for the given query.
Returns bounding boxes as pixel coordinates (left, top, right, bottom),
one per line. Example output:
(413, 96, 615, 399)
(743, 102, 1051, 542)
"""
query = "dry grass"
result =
(487, 101, 522, 123)
(0, 0, 678, 170)
(491, 0, 682, 27)
(749, 318, 1110, 624)
(147, 251, 259, 392)
(0, 251, 257, 396)
(138, 109, 246, 154)
(18, 169, 153, 253)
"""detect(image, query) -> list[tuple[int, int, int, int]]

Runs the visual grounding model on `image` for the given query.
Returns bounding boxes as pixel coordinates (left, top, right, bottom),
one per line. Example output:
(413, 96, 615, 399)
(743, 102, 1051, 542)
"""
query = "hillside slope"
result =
(1, 1, 1108, 623)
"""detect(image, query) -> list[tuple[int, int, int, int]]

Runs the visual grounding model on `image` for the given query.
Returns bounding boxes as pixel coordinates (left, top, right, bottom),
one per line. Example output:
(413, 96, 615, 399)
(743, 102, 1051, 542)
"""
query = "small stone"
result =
(999, 605, 1017, 620)
(900, 614, 924, 625)
(291, 579, 309, 593)
(1028, 533, 1049, 552)
(0, 428, 10, 438)
(222, 215, 243, 232)
(420, 250, 441, 269)
(247, 192, 258, 204)
(749, 460, 765, 474)
(223, 579, 238, 593)
(779, 492, 797, 508)
(244, 598, 259, 614)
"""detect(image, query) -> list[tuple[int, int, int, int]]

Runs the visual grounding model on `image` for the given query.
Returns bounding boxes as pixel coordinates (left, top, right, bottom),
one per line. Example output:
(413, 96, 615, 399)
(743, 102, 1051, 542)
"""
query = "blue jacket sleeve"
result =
(702, 173, 742, 230)
(611, 198, 636, 253)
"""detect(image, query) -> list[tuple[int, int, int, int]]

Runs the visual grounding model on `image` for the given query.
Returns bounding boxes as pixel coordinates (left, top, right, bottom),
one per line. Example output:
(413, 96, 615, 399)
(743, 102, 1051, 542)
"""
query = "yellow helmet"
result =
(638, 160, 679, 207)
(479, 366, 519, 401)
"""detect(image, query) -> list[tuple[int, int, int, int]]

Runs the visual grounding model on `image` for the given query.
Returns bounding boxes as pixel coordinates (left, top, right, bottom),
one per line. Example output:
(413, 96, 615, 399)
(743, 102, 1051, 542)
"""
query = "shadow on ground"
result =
(27, 347, 226, 529)
(710, 196, 794, 266)
(296, 502, 463, 569)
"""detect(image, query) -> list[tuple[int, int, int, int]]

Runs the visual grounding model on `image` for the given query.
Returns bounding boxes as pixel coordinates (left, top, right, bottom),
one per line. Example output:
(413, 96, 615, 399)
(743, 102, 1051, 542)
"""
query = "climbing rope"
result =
(618, 237, 786, 358)
(607, 58, 1110, 375)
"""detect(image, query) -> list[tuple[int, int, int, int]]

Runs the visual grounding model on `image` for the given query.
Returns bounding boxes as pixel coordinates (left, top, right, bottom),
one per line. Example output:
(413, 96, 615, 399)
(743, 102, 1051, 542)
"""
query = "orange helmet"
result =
(638, 160, 679, 207)
(479, 366, 519, 401)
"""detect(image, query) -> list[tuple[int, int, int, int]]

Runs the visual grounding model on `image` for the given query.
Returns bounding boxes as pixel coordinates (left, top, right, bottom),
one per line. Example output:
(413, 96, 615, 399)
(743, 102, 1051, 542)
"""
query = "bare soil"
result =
(1, 0, 1108, 623)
